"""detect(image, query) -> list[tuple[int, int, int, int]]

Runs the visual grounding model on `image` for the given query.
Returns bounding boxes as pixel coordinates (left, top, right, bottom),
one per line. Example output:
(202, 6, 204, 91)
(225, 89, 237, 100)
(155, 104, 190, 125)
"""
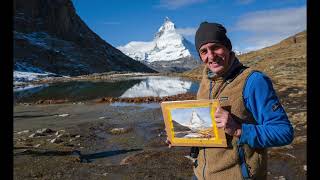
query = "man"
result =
(168, 22, 294, 180)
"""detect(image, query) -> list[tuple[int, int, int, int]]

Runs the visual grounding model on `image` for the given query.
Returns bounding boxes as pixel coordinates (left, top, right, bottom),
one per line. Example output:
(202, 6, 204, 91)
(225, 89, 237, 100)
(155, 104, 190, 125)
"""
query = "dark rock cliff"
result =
(14, 0, 156, 76)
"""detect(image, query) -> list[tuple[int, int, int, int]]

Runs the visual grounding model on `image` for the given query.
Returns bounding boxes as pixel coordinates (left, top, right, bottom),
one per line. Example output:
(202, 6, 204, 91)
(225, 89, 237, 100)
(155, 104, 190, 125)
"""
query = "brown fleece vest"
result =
(194, 66, 268, 180)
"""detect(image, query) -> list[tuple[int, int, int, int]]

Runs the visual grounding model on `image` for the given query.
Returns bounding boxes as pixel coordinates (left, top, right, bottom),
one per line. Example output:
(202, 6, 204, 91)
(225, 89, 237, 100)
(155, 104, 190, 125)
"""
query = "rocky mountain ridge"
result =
(14, 0, 156, 76)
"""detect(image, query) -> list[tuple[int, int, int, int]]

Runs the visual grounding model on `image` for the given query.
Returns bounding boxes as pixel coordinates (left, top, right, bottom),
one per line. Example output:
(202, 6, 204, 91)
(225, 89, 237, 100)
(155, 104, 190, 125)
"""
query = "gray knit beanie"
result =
(195, 22, 232, 52)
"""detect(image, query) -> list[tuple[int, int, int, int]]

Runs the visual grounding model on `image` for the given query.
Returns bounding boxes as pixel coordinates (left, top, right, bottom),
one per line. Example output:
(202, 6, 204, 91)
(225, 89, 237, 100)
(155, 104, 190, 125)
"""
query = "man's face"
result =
(199, 42, 231, 75)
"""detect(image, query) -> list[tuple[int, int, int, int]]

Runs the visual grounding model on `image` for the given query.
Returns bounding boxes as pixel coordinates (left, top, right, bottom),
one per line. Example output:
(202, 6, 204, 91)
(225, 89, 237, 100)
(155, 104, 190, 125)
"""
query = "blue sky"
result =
(72, 0, 306, 52)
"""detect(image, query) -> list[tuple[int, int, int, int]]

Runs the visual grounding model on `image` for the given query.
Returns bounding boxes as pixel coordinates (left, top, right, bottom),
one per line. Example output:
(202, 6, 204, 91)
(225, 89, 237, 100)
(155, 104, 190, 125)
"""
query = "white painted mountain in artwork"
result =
(181, 110, 210, 131)
(188, 111, 206, 130)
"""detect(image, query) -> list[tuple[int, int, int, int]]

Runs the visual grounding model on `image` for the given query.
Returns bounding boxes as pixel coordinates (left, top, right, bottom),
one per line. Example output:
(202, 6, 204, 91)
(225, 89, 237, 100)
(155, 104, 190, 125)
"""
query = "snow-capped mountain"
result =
(177, 110, 211, 132)
(180, 110, 210, 131)
(117, 17, 199, 65)
(234, 50, 243, 56)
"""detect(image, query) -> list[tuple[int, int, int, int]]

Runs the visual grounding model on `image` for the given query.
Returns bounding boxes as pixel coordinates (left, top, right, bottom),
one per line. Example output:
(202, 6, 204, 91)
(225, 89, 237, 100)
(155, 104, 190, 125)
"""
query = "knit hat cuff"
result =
(195, 22, 232, 51)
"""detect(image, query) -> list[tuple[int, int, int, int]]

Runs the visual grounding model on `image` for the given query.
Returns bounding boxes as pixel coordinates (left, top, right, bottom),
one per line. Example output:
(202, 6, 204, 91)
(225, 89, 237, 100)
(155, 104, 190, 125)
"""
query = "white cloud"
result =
(156, 0, 207, 9)
(236, 6, 306, 33)
(234, 6, 306, 51)
(176, 27, 197, 36)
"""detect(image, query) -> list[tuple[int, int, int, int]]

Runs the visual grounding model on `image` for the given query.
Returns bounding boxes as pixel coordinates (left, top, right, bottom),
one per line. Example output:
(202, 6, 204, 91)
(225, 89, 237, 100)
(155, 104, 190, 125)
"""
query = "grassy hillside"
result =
(238, 31, 306, 88)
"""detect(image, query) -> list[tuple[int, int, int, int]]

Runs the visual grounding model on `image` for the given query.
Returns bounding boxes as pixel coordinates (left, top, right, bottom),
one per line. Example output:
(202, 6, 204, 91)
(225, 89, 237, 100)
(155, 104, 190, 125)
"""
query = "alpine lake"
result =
(14, 75, 200, 179)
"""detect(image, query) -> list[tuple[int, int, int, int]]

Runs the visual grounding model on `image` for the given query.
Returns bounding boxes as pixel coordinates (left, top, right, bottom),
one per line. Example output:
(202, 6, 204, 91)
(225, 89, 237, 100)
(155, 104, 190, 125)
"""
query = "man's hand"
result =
(214, 106, 242, 137)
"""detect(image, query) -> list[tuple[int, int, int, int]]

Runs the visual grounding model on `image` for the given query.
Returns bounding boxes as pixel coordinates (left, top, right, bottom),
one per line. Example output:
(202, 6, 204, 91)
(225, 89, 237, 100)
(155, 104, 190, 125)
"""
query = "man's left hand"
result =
(214, 106, 242, 137)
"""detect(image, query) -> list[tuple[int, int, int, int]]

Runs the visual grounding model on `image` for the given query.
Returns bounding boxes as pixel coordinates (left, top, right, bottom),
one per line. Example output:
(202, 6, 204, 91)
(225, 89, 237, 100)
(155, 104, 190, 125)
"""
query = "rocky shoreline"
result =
(16, 93, 196, 105)
(14, 102, 194, 179)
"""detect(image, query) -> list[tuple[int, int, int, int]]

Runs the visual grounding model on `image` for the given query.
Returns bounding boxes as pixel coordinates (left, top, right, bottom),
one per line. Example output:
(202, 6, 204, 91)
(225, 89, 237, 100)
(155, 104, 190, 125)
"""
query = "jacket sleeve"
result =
(238, 71, 294, 148)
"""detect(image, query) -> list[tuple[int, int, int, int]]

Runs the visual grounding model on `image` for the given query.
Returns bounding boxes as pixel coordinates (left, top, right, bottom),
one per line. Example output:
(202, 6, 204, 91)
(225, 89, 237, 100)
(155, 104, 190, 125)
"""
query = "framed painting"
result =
(161, 99, 227, 147)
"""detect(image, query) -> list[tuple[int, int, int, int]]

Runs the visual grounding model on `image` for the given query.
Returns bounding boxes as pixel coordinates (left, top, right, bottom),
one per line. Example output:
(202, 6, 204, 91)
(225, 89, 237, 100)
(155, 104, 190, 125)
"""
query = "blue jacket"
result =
(238, 71, 294, 148)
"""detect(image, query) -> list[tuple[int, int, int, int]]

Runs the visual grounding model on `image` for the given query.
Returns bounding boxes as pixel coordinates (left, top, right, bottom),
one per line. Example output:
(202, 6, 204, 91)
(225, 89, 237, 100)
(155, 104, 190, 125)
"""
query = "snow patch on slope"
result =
(13, 62, 69, 86)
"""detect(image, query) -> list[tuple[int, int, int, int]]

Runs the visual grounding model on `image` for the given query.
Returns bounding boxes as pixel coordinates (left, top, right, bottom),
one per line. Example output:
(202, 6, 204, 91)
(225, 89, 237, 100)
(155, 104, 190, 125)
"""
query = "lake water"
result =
(14, 76, 199, 103)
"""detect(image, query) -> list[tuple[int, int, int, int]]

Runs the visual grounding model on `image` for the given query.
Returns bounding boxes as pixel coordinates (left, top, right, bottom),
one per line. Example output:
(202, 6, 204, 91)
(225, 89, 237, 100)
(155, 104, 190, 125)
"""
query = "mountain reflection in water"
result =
(120, 76, 199, 98)
(14, 76, 199, 103)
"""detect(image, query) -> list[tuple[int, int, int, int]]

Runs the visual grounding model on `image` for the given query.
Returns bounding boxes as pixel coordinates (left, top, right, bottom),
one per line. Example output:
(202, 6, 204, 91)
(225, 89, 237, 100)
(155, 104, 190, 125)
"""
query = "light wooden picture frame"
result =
(161, 99, 227, 147)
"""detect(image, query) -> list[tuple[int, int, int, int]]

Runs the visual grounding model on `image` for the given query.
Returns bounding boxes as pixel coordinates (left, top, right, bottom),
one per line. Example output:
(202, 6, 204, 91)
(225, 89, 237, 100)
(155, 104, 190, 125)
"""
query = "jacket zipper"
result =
(203, 78, 218, 180)
(203, 79, 228, 180)
(203, 78, 214, 179)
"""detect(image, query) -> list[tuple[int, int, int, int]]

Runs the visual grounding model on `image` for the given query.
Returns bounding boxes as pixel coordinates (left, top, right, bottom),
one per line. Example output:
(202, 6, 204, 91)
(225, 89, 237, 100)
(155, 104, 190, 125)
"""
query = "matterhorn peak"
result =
(163, 16, 175, 29)
(117, 17, 199, 65)
(155, 17, 176, 39)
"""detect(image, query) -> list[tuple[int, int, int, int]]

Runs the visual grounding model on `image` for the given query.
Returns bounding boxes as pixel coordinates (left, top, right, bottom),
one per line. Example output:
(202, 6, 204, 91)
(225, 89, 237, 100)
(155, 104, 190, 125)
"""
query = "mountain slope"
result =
(118, 17, 201, 72)
(14, 0, 156, 76)
(239, 31, 306, 88)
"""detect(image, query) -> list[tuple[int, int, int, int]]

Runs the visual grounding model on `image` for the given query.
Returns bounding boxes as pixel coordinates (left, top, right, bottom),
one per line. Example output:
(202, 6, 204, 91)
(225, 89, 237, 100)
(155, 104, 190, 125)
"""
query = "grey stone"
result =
(109, 127, 132, 135)
(58, 114, 69, 117)
(55, 130, 66, 136)
(17, 130, 30, 135)
(50, 138, 63, 143)
(34, 144, 41, 148)
(57, 134, 64, 138)
(36, 128, 55, 134)
(57, 133, 70, 138)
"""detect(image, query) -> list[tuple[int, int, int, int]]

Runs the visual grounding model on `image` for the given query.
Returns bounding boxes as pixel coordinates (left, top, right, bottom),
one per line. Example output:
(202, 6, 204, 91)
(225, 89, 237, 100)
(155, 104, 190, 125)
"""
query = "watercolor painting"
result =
(161, 99, 227, 147)
(171, 107, 214, 139)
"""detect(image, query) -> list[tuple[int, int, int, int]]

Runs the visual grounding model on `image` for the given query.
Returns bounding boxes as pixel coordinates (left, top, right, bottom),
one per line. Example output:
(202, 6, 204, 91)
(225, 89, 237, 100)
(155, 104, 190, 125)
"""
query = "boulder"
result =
(50, 138, 63, 143)
(36, 128, 55, 134)
(17, 130, 30, 134)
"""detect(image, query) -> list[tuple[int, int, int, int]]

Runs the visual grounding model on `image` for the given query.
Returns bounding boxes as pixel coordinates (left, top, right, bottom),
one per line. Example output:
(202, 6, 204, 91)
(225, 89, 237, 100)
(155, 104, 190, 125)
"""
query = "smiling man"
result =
(190, 22, 294, 180)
